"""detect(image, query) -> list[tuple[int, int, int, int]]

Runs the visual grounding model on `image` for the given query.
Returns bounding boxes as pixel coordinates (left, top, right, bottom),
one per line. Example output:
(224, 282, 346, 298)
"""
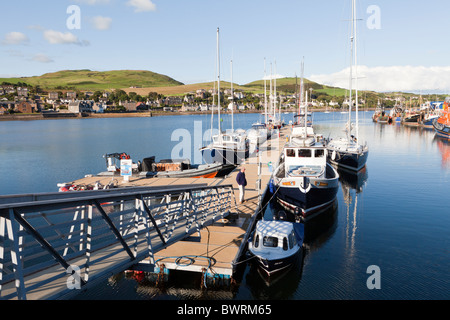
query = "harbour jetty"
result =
(63, 126, 289, 283)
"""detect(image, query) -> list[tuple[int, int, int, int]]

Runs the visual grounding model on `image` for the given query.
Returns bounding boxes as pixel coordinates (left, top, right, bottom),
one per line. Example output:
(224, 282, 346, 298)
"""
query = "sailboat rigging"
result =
(200, 28, 249, 165)
(327, 0, 369, 172)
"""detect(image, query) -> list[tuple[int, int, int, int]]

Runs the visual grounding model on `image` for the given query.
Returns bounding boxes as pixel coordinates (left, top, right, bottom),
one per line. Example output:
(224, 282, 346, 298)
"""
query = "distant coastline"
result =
(0, 108, 376, 122)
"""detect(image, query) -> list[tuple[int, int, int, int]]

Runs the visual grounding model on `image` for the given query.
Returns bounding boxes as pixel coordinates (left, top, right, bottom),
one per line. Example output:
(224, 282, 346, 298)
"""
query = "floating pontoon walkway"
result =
(0, 127, 289, 299)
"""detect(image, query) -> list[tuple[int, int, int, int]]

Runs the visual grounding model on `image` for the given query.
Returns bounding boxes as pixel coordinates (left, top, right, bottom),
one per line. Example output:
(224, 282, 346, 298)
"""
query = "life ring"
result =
(331, 150, 336, 161)
(121, 153, 130, 160)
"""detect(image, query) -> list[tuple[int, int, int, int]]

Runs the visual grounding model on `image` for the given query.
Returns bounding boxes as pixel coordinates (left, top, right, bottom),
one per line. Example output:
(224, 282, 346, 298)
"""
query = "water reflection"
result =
(244, 251, 304, 299)
(303, 200, 338, 248)
(339, 167, 368, 265)
(433, 135, 450, 169)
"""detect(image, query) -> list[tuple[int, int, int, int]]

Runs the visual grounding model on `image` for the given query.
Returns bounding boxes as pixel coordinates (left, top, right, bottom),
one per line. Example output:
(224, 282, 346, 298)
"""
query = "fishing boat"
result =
(272, 139, 339, 221)
(432, 97, 450, 139)
(389, 106, 403, 123)
(402, 111, 421, 125)
(420, 102, 442, 128)
(272, 79, 339, 221)
(200, 29, 249, 165)
(327, 0, 369, 172)
(248, 217, 304, 276)
(371, 101, 384, 122)
(421, 112, 440, 128)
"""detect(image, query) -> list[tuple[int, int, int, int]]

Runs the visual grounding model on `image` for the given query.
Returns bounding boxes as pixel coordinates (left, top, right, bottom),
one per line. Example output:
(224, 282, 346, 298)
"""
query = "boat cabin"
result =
(212, 131, 248, 149)
(251, 220, 301, 256)
(251, 123, 266, 130)
(284, 145, 328, 177)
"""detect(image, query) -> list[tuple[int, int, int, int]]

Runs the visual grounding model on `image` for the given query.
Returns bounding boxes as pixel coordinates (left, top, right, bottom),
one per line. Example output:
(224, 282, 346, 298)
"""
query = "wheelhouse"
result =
(284, 146, 327, 177)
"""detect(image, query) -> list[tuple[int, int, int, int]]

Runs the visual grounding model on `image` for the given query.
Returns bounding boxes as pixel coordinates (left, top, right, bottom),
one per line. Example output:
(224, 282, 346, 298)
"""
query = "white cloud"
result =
(2, 32, 29, 45)
(32, 54, 54, 63)
(43, 30, 89, 46)
(74, 0, 111, 4)
(263, 74, 285, 80)
(126, 0, 156, 12)
(91, 16, 112, 30)
(310, 65, 450, 93)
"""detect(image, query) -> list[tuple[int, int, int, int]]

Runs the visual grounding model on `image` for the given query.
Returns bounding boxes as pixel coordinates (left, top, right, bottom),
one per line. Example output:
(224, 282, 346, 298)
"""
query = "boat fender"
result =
(269, 179, 275, 194)
(331, 150, 336, 161)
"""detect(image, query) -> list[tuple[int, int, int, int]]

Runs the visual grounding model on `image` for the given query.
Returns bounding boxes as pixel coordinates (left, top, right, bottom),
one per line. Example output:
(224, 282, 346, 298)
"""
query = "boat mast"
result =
(231, 59, 234, 132)
(264, 58, 268, 125)
(348, 0, 355, 142)
(353, 0, 359, 142)
(299, 58, 304, 118)
(274, 60, 277, 121)
(270, 63, 273, 118)
(217, 27, 221, 134)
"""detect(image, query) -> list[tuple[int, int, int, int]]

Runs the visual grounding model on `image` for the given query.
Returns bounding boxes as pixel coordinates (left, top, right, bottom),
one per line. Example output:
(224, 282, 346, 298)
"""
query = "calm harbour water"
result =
(0, 112, 449, 300)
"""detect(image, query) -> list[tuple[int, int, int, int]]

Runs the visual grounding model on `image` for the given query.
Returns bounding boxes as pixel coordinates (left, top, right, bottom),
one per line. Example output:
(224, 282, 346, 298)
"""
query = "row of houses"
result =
(0, 86, 29, 97)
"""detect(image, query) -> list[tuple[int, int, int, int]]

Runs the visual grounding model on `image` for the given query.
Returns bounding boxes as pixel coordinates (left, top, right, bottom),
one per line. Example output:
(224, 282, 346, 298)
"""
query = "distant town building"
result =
(67, 92, 77, 100)
(15, 101, 36, 113)
(17, 87, 28, 97)
(68, 100, 93, 113)
(123, 101, 138, 112)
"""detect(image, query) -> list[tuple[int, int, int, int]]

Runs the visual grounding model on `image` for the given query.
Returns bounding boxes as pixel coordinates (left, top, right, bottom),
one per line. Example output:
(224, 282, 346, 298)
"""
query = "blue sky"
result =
(1, 0, 450, 92)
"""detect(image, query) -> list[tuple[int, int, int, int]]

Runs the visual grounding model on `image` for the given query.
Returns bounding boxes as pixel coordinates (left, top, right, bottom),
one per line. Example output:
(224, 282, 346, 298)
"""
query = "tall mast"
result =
(230, 59, 234, 132)
(270, 63, 273, 116)
(348, 0, 355, 141)
(274, 60, 277, 119)
(354, 0, 359, 142)
(217, 27, 221, 133)
(264, 58, 268, 125)
(299, 58, 304, 117)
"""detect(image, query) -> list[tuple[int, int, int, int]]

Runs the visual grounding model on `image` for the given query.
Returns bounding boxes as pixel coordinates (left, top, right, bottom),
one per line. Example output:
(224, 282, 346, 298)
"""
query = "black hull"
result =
(276, 180, 338, 221)
(403, 114, 420, 124)
(328, 149, 369, 172)
(201, 147, 249, 165)
(254, 250, 301, 276)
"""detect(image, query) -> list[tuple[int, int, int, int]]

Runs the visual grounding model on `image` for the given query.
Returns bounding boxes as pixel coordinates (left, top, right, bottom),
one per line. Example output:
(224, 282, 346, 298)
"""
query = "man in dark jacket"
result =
(236, 167, 247, 203)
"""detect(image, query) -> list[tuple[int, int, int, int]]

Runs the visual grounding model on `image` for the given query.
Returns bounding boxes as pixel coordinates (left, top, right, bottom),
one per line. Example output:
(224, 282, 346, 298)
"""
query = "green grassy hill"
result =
(243, 77, 348, 97)
(0, 70, 184, 91)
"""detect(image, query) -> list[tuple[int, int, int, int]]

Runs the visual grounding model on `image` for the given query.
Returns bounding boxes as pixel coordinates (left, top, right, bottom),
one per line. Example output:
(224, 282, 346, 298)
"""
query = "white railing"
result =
(0, 184, 234, 300)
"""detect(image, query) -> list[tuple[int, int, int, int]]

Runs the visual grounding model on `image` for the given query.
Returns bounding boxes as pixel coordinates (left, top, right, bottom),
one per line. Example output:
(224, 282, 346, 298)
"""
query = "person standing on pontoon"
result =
(236, 167, 247, 204)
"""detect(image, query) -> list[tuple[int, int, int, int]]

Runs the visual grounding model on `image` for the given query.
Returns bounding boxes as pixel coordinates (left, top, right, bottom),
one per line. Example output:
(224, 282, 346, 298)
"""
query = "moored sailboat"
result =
(327, 0, 369, 172)
(200, 28, 249, 165)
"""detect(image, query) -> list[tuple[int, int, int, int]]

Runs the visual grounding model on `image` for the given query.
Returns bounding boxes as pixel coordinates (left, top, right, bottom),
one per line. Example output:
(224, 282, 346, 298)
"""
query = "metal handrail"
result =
(0, 184, 234, 300)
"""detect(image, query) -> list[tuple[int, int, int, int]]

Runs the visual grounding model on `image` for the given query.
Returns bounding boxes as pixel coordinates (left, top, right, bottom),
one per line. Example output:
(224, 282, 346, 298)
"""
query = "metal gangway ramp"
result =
(0, 184, 235, 300)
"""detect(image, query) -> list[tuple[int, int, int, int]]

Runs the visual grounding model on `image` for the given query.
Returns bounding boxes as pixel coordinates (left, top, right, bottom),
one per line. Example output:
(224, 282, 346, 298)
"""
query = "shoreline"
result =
(0, 108, 376, 122)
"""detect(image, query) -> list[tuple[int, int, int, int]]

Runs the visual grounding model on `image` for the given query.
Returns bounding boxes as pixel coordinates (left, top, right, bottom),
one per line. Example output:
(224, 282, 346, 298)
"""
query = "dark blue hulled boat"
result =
(327, 0, 369, 173)
(248, 219, 304, 276)
(273, 135, 339, 221)
(327, 137, 369, 172)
